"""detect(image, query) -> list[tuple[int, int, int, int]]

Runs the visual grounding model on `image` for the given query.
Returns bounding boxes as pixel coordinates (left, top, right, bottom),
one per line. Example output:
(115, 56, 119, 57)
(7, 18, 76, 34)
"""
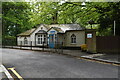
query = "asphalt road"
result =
(1, 48, 119, 79)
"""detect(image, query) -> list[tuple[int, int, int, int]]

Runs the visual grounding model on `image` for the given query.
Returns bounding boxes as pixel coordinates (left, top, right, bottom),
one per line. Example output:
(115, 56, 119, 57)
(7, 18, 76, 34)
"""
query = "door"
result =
(49, 34, 54, 48)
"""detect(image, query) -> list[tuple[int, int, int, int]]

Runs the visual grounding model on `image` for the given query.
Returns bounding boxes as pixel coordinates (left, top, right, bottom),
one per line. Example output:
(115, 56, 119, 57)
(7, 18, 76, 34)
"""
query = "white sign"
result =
(87, 33, 92, 38)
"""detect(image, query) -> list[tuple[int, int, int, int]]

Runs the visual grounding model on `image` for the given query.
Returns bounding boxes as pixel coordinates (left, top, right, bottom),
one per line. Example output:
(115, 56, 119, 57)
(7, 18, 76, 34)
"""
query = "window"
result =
(44, 35, 46, 43)
(37, 34, 47, 44)
(38, 38, 40, 44)
(24, 37, 28, 44)
(38, 34, 42, 44)
(71, 34, 76, 43)
(38, 35, 40, 37)
(41, 38, 42, 44)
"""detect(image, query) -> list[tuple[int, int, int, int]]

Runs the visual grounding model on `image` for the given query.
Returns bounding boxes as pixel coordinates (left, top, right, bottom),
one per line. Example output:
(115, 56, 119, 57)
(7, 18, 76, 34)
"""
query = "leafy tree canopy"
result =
(2, 2, 120, 37)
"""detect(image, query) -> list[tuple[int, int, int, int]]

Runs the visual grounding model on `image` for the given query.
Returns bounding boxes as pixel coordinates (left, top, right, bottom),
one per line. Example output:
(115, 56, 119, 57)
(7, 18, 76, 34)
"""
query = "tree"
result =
(2, 2, 120, 37)
(91, 2, 120, 36)
(2, 2, 33, 36)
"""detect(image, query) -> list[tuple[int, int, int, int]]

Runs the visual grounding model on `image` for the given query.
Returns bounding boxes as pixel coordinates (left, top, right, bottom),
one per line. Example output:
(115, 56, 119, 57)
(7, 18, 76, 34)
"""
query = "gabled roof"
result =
(36, 24, 50, 30)
(48, 27, 64, 33)
(36, 30, 47, 34)
(17, 28, 36, 36)
(47, 24, 84, 32)
(53, 27, 64, 33)
(17, 24, 84, 36)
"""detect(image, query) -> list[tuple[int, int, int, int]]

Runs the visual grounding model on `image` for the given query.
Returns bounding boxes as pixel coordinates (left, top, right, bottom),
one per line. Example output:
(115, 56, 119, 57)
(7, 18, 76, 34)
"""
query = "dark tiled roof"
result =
(52, 27, 64, 33)
(17, 24, 84, 36)
(47, 24, 84, 32)
(17, 28, 36, 36)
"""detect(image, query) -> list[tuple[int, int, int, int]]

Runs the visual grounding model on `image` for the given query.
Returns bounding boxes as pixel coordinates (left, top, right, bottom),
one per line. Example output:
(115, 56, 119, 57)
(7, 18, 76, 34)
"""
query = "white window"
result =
(38, 35, 40, 37)
(71, 34, 76, 43)
(24, 37, 28, 44)
(38, 34, 42, 44)
(37, 34, 47, 44)
(44, 35, 46, 43)
(38, 38, 40, 44)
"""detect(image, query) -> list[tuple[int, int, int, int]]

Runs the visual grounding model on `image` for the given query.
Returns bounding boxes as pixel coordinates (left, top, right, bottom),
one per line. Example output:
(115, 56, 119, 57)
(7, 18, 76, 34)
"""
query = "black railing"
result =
(3, 40, 64, 54)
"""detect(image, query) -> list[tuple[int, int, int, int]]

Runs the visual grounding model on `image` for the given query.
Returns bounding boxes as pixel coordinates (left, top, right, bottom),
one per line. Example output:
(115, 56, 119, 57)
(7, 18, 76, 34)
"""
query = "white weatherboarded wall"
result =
(17, 36, 31, 46)
(17, 24, 48, 46)
(30, 24, 48, 46)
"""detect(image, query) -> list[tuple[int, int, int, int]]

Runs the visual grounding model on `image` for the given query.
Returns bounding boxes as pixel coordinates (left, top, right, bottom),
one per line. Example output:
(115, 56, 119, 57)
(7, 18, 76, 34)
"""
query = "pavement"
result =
(4, 46, 120, 65)
(62, 50, 120, 64)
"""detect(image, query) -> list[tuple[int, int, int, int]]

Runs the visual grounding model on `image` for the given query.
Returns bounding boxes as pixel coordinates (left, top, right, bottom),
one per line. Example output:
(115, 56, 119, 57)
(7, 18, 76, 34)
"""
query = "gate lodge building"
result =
(17, 24, 96, 49)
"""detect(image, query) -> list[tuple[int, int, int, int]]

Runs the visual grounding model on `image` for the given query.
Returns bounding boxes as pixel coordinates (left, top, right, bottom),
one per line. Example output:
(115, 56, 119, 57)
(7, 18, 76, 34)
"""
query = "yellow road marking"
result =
(77, 57, 120, 66)
(8, 67, 24, 80)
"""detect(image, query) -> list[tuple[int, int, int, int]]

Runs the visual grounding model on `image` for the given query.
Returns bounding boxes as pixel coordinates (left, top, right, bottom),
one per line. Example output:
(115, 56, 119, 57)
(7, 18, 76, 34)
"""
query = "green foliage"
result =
(2, 35, 17, 46)
(4, 35, 16, 40)
(2, 2, 34, 36)
(92, 2, 120, 36)
(2, 2, 120, 38)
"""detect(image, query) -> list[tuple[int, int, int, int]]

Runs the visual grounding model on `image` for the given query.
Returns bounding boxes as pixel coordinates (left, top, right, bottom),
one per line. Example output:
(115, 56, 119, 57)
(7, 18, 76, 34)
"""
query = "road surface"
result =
(1, 48, 119, 79)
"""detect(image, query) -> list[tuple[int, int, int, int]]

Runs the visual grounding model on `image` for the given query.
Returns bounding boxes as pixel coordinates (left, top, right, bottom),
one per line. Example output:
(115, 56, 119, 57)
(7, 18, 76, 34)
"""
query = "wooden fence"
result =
(96, 36, 120, 53)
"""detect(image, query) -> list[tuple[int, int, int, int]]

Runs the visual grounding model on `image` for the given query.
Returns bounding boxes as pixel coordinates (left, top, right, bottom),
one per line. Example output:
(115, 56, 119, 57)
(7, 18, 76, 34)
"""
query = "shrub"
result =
(80, 44, 87, 52)
(2, 36, 17, 46)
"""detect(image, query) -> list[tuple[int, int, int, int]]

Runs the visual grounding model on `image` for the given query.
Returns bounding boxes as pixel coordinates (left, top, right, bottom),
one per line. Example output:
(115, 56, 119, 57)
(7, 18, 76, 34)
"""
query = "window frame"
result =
(24, 37, 28, 44)
(37, 34, 47, 44)
(37, 34, 42, 44)
(71, 34, 76, 44)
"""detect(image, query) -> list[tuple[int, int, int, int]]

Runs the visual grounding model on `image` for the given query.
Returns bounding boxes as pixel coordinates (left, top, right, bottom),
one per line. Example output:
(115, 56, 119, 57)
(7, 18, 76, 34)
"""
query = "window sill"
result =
(70, 43, 76, 45)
